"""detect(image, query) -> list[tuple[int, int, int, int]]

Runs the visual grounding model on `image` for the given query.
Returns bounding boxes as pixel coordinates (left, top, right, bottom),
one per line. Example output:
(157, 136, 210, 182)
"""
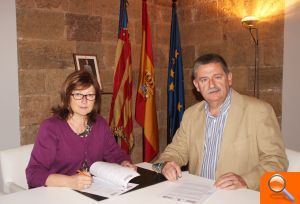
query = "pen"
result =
(76, 170, 90, 177)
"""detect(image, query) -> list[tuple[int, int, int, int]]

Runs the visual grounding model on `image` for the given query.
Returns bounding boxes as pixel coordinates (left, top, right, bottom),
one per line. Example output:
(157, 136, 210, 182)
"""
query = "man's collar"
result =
(204, 88, 232, 116)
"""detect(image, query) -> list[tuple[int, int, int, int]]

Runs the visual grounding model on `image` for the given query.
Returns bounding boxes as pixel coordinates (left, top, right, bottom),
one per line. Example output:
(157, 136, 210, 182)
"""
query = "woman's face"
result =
(69, 85, 96, 118)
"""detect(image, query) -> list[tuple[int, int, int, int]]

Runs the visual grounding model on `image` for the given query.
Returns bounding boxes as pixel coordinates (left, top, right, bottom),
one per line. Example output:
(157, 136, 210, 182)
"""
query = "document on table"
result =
(160, 172, 216, 204)
(80, 176, 138, 198)
(89, 161, 140, 188)
(79, 161, 140, 198)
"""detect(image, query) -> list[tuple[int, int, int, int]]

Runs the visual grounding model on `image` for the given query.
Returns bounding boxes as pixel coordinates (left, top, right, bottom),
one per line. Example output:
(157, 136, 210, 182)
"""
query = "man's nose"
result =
(208, 79, 215, 88)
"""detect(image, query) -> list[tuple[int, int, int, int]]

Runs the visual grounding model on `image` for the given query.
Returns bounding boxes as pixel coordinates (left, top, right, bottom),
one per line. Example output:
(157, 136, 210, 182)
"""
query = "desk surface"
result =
(0, 187, 97, 204)
(0, 163, 259, 204)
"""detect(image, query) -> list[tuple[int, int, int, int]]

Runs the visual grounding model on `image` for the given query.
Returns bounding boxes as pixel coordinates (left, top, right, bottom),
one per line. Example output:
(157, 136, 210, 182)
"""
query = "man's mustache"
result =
(207, 87, 220, 94)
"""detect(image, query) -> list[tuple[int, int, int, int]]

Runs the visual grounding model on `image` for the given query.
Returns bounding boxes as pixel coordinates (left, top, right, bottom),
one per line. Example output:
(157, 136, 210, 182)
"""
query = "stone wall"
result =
(17, 0, 284, 163)
(178, 0, 284, 120)
(17, 0, 171, 163)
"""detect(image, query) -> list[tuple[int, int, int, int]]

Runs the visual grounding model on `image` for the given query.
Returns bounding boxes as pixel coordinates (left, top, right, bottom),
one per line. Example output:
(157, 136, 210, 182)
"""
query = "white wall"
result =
(0, 0, 20, 150)
(282, 0, 300, 151)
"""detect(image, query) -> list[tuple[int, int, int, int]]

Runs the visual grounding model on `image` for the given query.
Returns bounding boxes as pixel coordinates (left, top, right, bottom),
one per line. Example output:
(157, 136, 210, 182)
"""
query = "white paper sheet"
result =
(160, 172, 216, 204)
(80, 176, 138, 198)
(89, 161, 140, 188)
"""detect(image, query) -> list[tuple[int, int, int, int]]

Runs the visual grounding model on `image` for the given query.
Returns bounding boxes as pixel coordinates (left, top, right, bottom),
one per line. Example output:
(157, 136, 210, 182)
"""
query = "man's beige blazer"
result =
(157, 89, 288, 190)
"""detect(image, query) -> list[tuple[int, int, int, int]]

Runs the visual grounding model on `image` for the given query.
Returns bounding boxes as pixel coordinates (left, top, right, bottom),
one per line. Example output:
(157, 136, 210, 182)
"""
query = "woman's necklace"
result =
(78, 123, 92, 138)
(68, 117, 92, 138)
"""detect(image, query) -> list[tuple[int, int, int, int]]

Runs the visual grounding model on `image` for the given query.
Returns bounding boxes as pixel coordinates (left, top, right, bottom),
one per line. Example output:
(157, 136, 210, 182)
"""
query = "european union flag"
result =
(167, 2, 185, 144)
(117, 0, 128, 36)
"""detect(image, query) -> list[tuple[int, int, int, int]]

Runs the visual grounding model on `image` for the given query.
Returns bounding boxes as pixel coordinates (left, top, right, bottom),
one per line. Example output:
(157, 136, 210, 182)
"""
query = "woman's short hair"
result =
(192, 53, 229, 79)
(52, 70, 101, 123)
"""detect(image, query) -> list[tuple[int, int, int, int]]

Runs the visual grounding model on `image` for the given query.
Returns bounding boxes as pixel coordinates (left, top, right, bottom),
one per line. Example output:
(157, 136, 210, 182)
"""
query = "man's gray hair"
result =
(193, 53, 229, 79)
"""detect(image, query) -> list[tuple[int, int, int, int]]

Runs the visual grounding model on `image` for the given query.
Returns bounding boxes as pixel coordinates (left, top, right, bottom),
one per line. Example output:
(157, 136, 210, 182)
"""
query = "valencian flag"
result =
(109, 0, 133, 153)
(167, 1, 185, 144)
(135, 0, 159, 162)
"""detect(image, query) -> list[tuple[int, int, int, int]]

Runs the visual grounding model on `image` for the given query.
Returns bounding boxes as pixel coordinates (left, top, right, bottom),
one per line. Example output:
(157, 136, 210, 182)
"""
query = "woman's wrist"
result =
(121, 160, 131, 166)
(121, 160, 137, 171)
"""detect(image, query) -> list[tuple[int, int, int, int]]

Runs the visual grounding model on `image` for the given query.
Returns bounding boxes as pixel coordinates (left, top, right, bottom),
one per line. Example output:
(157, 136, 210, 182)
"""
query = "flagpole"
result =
(172, 0, 177, 7)
(172, 0, 177, 6)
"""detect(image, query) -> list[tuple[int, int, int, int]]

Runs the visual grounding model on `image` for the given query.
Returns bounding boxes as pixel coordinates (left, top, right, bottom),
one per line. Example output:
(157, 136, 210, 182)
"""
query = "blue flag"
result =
(167, 2, 185, 144)
(118, 0, 128, 36)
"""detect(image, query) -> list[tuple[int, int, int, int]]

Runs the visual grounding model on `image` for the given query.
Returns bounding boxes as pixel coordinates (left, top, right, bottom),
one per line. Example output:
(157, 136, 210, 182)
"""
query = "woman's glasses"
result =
(71, 93, 96, 101)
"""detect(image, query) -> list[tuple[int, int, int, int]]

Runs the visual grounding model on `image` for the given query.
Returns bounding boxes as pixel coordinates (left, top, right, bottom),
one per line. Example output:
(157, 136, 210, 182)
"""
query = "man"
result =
(154, 53, 288, 191)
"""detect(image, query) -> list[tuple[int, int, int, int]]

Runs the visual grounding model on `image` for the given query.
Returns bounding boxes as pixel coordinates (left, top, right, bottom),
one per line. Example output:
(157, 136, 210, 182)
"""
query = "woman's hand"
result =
(69, 172, 93, 190)
(121, 160, 137, 171)
(45, 171, 92, 190)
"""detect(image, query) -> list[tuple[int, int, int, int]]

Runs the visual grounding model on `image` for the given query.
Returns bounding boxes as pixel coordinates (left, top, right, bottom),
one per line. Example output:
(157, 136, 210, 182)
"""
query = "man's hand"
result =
(214, 172, 247, 190)
(161, 161, 182, 181)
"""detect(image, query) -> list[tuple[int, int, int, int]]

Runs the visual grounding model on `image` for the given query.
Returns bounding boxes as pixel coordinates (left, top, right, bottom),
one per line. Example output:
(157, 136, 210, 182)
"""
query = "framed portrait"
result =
(73, 54, 102, 90)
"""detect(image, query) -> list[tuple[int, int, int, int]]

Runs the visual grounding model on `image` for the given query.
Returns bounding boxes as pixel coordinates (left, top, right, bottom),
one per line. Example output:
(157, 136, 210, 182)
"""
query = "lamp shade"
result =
(241, 16, 259, 28)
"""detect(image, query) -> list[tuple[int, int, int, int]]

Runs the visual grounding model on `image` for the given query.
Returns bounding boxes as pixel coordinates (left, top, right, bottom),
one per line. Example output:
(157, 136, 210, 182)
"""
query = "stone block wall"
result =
(17, 0, 171, 163)
(17, 0, 284, 163)
(178, 0, 284, 121)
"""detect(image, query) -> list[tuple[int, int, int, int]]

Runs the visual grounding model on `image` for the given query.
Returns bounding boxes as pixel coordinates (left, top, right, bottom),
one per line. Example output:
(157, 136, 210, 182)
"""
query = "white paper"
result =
(80, 176, 138, 198)
(161, 172, 216, 204)
(89, 161, 140, 188)
(78, 161, 140, 198)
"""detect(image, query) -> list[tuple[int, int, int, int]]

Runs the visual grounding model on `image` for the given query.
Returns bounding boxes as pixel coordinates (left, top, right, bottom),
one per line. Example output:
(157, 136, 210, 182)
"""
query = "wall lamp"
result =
(242, 16, 259, 98)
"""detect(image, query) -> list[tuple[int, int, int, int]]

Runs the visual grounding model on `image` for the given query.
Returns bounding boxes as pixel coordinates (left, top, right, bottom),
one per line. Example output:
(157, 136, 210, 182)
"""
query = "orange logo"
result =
(261, 172, 300, 203)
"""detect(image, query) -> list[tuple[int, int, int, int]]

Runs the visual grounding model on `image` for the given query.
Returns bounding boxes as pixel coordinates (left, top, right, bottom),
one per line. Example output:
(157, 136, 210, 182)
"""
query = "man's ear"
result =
(227, 72, 233, 86)
(193, 80, 200, 92)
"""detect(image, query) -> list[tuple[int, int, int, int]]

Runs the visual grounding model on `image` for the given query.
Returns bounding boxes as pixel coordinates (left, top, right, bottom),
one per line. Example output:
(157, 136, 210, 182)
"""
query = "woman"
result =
(26, 70, 133, 190)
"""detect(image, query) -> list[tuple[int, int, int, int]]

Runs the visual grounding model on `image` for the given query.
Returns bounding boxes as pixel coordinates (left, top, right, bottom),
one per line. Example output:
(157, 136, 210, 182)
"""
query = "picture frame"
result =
(73, 54, 102, 90)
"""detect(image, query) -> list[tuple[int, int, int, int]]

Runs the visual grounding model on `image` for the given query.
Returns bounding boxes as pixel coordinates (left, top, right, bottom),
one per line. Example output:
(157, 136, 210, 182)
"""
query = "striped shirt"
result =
(200, 89, 232, 180)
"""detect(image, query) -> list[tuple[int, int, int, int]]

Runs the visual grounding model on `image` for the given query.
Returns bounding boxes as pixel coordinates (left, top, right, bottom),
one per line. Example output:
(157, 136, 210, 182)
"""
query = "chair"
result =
(286, 148, 300, 171)
(0, 144, 33, 194)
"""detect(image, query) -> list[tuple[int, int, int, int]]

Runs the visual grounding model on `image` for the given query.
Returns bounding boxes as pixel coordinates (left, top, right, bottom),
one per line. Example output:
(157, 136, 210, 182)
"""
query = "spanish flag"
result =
(135, 0, 159, 162)
(109, 0, 133, 153)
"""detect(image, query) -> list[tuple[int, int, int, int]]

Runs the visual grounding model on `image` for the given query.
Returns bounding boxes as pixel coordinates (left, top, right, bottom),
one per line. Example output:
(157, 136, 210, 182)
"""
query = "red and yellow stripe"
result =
(135, 0, 159, 162)
(109, 28, 133, 153)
